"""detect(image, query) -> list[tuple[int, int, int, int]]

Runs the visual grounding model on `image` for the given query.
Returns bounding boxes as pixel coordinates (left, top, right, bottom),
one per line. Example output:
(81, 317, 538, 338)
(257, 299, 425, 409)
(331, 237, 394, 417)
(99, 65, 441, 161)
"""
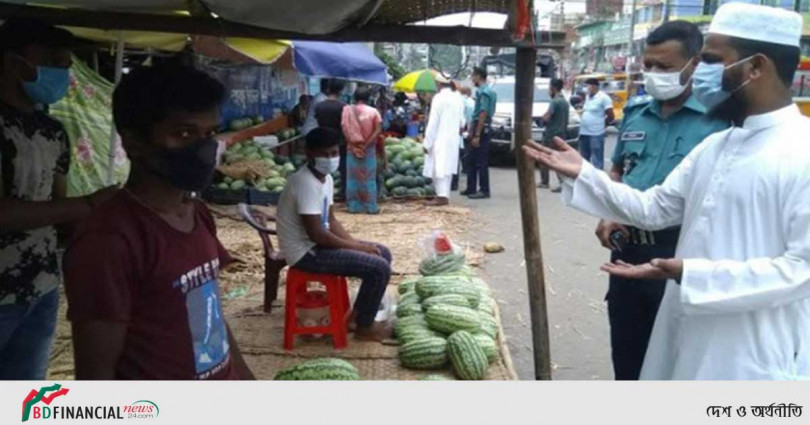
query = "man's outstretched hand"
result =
(522, 137, 584, 180)
(600, 258, 684, 283)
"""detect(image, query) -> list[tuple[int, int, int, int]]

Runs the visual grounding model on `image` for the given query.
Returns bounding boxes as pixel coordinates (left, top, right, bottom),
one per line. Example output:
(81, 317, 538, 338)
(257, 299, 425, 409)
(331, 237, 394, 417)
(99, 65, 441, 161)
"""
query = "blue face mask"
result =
(693, 57, 753, 110)
(22, 66, 70, 105)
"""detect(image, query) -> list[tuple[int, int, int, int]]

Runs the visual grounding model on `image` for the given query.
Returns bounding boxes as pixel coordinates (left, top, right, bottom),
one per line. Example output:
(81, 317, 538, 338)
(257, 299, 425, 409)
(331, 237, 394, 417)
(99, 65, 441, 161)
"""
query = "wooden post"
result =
(514, 47, 552, 380)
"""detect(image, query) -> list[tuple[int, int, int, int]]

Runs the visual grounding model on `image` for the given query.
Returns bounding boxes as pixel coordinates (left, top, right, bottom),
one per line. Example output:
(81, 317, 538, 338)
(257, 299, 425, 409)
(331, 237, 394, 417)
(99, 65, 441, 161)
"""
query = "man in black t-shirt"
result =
(315, 79, 347, 200)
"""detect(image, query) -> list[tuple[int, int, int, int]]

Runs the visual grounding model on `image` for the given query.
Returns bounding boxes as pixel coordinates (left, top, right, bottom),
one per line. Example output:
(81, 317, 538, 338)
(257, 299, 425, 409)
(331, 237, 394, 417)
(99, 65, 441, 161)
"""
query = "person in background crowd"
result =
(64, 63, 254, 380)
(596, 21, 729, 380)
(423, 75, 465, 206)
(524, 3, 810, 380)
(289, 94, 312, 132)
(465, 66, 496, 199)
(452, 86, 476, 192)
(538, 78, 569, 193)
(578, 77, 615, 170)
(277, 127, 393, 341)
(385, 92, 410, 137)
(0, 19, 118, 380)
(342, 86, 384, 214)
(315, 79, 348, 201)
(302, 79, 329, 135)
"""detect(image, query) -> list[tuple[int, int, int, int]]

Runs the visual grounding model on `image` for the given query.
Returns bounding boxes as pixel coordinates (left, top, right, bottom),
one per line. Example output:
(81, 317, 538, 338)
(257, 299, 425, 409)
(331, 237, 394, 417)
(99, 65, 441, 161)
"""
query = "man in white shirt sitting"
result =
(276, 128, 393, 341)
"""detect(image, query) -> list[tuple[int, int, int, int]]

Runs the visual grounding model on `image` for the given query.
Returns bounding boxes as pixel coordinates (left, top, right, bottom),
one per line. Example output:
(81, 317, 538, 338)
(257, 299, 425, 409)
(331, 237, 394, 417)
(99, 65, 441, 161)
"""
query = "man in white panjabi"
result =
(423, 75, 465, 206)
(525, 3, 810, 380)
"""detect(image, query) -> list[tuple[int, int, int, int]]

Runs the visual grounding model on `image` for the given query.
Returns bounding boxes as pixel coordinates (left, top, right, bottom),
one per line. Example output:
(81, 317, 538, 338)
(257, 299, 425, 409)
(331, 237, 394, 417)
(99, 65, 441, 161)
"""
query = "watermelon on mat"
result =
(473, 334, 498, 363)
(422, 294, 472, 311)
(274, 358, 360, 380)
(399, 337, 448, 370)
(397, 326, 445, 344)
(431, 284, 481, 309)
(425, 304, 481, 334)
(447, 331, 488, 380)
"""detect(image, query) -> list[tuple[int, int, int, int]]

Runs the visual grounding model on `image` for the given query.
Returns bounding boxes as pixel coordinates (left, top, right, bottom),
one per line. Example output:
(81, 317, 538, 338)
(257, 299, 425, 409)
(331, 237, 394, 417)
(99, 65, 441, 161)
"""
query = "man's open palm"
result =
(600, 259, 683, 282)
(522, 137, 583, 179)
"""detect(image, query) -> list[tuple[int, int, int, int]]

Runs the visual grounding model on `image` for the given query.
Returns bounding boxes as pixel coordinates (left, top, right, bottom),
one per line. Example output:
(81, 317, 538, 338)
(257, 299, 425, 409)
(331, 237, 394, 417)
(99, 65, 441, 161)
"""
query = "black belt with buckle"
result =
(627, 226, 680, 246)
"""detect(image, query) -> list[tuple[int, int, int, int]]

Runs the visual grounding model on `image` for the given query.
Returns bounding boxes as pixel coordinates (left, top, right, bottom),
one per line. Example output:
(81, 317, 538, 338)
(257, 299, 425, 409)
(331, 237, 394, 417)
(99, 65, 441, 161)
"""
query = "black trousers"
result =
(606, 228, 678, 380)
(466, 125, 491, 195)
(338, 144, 347, 200)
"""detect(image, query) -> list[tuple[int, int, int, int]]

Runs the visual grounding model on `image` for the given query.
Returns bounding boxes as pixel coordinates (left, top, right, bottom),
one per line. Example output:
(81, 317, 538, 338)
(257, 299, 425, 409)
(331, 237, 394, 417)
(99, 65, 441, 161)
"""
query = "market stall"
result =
(3, 0, 562, 381)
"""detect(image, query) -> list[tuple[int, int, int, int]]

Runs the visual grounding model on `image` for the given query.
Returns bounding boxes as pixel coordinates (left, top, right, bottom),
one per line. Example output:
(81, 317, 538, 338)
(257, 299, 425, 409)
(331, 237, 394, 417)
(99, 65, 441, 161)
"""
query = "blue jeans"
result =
(578, 134, 605, 170)
(294, 243, 392, 327)
(0, 289, 59, 380)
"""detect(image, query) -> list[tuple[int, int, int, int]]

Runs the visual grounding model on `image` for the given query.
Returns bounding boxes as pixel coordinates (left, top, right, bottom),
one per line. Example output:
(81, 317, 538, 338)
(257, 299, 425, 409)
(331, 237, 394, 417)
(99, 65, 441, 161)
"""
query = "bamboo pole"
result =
(514, 47, 552, 380)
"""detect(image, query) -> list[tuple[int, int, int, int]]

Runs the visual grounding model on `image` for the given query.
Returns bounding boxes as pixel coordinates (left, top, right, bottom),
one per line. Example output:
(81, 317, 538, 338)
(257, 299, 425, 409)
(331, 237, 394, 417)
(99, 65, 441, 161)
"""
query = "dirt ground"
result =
(48, 200, 485, 380)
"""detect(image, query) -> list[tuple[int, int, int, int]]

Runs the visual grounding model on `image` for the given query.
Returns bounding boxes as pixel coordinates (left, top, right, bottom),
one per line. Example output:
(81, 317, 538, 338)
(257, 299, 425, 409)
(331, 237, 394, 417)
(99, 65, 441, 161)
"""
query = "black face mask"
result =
(142, 137, 218, 192)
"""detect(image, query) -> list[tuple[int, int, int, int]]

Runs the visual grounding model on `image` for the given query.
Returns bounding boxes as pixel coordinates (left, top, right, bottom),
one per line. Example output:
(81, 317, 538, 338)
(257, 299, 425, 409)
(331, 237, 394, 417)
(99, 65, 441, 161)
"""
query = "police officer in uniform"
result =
(597, 21, 730, 380)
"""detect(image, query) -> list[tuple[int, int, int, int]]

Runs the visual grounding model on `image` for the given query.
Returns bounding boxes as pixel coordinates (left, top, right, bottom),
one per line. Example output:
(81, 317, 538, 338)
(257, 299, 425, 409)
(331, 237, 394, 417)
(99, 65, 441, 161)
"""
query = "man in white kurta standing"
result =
(524, 3, 810, 380)
(423, 76, 465, 206)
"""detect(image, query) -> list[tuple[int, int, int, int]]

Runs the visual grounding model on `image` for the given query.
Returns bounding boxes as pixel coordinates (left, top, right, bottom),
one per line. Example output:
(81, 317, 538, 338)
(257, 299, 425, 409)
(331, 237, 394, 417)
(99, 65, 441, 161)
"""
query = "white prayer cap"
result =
(434, 72, 450, 84)
(708, 2, 802, 47)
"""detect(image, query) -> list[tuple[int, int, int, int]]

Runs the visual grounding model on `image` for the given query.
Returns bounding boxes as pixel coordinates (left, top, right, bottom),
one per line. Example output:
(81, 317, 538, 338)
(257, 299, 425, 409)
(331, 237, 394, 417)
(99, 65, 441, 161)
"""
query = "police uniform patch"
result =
(620, 131, 646, 142)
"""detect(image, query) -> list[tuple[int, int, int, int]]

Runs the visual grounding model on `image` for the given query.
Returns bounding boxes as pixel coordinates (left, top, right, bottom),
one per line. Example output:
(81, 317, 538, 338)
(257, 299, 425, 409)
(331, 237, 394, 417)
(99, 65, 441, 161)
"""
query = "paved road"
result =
(456, 135, 618, 380)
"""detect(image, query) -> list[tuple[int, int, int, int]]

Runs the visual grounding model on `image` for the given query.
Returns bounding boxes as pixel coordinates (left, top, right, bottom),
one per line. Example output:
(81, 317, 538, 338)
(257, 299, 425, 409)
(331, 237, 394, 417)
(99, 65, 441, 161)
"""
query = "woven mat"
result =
(228, 287, 517, 381)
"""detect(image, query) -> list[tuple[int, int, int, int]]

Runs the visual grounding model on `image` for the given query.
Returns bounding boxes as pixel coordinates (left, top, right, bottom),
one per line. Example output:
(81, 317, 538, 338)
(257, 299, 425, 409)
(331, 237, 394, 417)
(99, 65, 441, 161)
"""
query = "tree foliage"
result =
(374, 45, 406, 80)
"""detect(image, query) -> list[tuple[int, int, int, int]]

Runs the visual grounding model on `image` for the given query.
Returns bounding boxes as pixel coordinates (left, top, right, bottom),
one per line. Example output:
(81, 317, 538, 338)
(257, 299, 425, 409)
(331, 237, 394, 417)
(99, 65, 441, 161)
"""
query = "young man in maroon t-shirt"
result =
(63, 63, 254, 380)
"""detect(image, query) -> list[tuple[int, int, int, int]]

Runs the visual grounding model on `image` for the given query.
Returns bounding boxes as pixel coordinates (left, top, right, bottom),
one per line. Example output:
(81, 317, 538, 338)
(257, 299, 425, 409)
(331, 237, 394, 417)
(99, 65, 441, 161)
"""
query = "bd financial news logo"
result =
(21, 384, 159, 422)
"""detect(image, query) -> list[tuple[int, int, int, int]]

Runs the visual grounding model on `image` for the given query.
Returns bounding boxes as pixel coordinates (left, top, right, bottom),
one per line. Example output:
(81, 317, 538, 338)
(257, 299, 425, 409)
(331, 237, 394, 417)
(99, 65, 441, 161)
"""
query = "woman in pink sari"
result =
(342, 86, 384, 214)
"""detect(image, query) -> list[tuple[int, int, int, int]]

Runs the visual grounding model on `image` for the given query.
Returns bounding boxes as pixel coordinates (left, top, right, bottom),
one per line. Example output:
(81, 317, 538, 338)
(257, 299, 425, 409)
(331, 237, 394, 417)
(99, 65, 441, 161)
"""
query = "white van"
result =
(487, 76, 580, 163)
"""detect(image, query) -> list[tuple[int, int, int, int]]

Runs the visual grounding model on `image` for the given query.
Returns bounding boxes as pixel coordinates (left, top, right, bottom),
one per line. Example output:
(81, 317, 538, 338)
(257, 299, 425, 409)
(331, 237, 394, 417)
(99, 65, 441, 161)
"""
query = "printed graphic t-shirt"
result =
(64, 191, 239, 380)
(276, 166, 334, 266)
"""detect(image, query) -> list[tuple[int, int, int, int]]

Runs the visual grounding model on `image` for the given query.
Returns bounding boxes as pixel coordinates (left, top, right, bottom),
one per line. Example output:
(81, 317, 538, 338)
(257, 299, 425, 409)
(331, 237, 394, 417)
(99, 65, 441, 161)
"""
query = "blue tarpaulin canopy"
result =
(293, 41, 388, 85)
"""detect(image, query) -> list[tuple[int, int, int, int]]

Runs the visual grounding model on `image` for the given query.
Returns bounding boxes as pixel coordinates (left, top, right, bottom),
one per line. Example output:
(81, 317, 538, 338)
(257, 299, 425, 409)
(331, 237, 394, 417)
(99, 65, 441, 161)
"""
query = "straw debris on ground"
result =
(48, 200, 512, 380)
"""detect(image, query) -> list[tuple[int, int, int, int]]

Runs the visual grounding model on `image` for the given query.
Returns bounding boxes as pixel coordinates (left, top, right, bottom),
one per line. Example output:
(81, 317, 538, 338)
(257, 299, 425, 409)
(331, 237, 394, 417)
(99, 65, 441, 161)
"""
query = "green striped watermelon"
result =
(425, 304, 481, 334)
(274, 358, 360, 380)
(398, 291, 420, 308)
(478, 294, 496, 317)
(415, 275, 472, 299)
(472, 333, 498, 363)
(447, 331, 488, 380)
(397, 302, 423, 318)
(398, 277, 420, 295)
(399, 337, 448, 370)
(419, 251, 466, 276)
(431, 284, 481, 309)
(470, 277, 492, 294)
(422, 293, 471, 311)
(397, 326, 445, 344)
(394, 314, 427, 337)
(477, 310, 499, 339)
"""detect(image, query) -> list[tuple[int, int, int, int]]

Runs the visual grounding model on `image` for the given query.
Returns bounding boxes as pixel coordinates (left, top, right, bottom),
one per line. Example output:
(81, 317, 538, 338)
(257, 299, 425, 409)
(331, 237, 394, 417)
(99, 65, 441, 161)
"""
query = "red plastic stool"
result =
(284, 268, 350, 350)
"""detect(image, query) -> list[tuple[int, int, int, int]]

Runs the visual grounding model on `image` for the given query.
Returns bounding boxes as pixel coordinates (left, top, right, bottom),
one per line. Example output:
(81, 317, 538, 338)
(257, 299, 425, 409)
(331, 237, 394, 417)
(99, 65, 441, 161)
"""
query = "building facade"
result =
(573, 0, 810, 76)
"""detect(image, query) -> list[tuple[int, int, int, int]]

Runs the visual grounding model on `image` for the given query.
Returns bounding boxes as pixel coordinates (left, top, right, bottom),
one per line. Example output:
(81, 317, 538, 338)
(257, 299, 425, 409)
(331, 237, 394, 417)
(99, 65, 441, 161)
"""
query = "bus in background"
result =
(793, 57, 810, 117)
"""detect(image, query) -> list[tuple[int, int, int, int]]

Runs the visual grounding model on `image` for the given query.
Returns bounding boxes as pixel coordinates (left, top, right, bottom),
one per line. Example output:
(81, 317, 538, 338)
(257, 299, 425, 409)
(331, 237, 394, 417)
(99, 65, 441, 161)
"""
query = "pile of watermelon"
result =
(383, 137, 436, 198)
(228, 115, 264, 131)
(212, 139, 341, 196)
(275, 127, 300, 142)
(395, 257, 500, 380)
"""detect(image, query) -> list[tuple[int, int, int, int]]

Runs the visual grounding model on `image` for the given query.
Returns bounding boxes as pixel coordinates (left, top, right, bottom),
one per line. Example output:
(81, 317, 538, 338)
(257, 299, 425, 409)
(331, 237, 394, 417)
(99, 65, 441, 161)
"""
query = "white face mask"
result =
(313, 156, 340, 176)
(643, 59, 693, 101)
